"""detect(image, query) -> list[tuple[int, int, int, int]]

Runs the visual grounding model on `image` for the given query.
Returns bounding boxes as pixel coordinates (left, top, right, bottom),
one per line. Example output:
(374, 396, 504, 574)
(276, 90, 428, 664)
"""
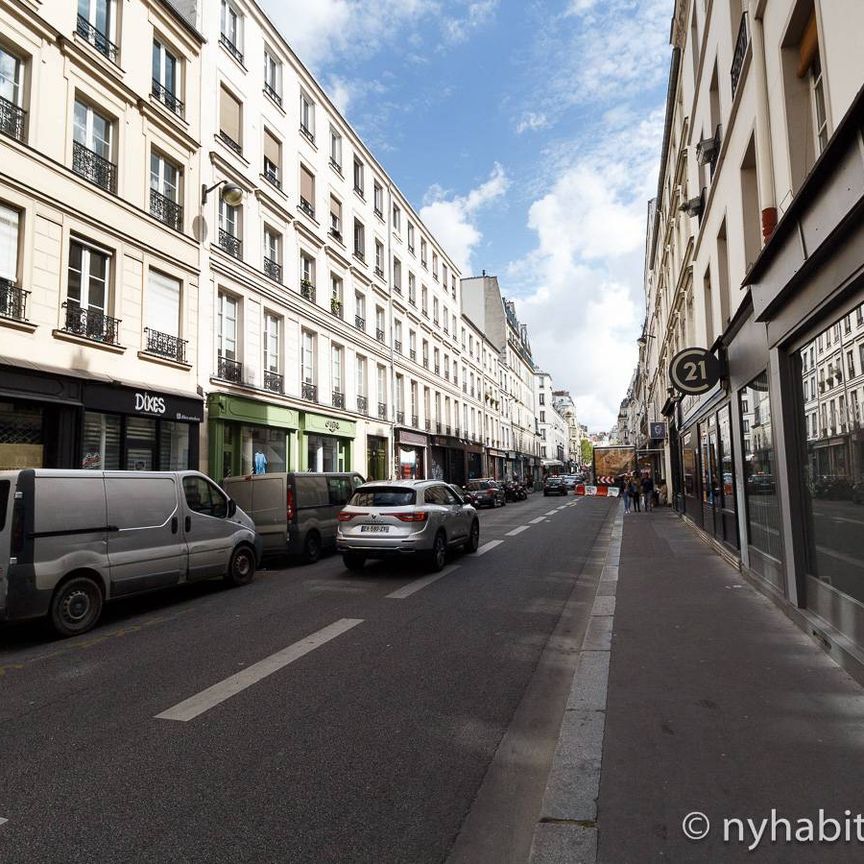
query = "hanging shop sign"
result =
(649, 421, 667, 440)
(669, 348, 723, 395)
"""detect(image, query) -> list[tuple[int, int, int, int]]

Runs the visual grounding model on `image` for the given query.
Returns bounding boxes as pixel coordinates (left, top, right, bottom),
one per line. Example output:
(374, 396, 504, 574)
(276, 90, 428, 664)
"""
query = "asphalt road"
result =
(0, 493, 615, 864)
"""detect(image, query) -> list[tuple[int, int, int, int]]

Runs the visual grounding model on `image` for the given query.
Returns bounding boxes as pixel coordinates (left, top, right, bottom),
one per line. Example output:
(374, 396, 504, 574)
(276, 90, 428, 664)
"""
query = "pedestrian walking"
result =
(620, 474, 631, 513)
(642, 474, 654, 512)
(629, 475, 642, 513)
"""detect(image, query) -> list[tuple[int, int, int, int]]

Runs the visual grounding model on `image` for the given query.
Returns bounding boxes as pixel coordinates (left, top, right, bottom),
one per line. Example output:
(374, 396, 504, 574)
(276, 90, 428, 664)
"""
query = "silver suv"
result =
(336, 480, 480, 572)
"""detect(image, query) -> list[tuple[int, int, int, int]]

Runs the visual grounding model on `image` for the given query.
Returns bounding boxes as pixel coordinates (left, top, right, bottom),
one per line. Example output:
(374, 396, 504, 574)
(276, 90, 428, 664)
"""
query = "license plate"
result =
(360, 525, 390, 533)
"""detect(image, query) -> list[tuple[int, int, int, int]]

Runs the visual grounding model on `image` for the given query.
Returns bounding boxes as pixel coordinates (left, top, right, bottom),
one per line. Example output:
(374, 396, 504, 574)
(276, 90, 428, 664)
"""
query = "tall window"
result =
(152, 40, 181, 115)
(0, 47, 23, 141)
(301, 330, 315, 385)
(331, 273, 343, 314)
(420, 238, 427, 267)
(332, 345, 343, 395)
(263, 226, 280, 281)
(353, 219, 365, 260)
(408, 272, 416, 304)
(432, 252, 439, 280)
(217, 292, 238, 360)
(264, 50, 281, 104)
(219, 197, 239, 238)
(264, 313, 280, 374)
(373, 181, 383, 216)
(145, 269, 180, 348)
(150, 152, 181, 230)
(300, 252, 315, 287)
(375, 306, 385, 339)
(407, 222, 415, 252)
(377, 365, 387, 408)
(392, 203, 401, 232)
(356, 355, 367, 396)
(78, 0, 117, 60)
(0, 203, 20, 283)
(355, 292, 366, 325)
(353, 158, 364, 196)
(376, 241, 385, 276)
(299, 91, 315, 142)
(68, 240, 109, 315)
(809, 51, 828, 154)
(220, 0, 243, 59)
(330, 195, 342, 238)
(300, 164, 315, 217)
(330, 127, 342, 170)
(263, 129, 281, 187)
(392, 256, 401, 289)
(73, 99, 114, 191)
(219, 86, 242, 152)
(421, 284, 428, 314)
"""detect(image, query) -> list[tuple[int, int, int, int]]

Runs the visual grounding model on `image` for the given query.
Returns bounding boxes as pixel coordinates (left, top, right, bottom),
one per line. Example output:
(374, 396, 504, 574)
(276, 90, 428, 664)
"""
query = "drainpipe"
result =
(749, 1, 778, 241)
(386, 181, 396, 479)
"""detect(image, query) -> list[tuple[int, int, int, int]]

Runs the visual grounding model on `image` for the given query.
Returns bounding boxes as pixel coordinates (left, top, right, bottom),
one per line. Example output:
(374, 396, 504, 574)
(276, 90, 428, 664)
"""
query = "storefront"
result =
(464, 443, 483, 481)
(486, 448, 506, 479)
(427, 434, 468, 486)
(207, 393, 298, 479)
(301, 412, 355, 472)
(366, 434, 388, 480)
(396, 429, 427, 480)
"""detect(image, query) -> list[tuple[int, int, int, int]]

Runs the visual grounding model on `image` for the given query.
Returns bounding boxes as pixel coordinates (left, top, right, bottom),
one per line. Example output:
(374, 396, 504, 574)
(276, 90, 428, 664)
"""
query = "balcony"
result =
(333, 391, 345, 409)
(264, 370, 284, 394)
(373, 207, 383, 219)
(355, 315, 365, 330)
(299, 124, 314, 145)
(263, 167, 281, 189)
(434, 365, 440, 375)
(264, 257, 282, 283)
(72, 141, 117, 194)
(730, 11, 750, 98)
(264, 82, 281, 107)
(218, 131, 242, 156)
(298, 197, 315, 219)
(394, 341, 402, 354)
(354, 249, 366, 264)
(446, 426, 451, 436)
(412, 414, 418, 427)
(425, 420, 431, 432)
(422, 358, 429, 369)
(436, 422, 442, 434)
(302, 382, 318, 402)
(218, 228, 242, 259)
(0, 96, 26, 143)
(77, 15, 118, 63)
(329, 227, 343, 243)
(408, 293, 416, 306)
(454, 428, 460, 437)
(329, 157, 342, 175)
(301, 281, 315, 302)
(331, 297, 343, 318)
(218, 355, 242, 383)
(375, 266, 385, 278)
(376, 328, 385, 343)
(0, 278, 30, 322)
(150, 189, 182, 231)
(396, 411, 405, 424)
(410, 349, 417, 361)
(151, 80, 184, 117)
(220, 33, 244, 64)
(357, 395, 368, 414)
(62, 303, 120, 345)
(144, 328, 187, 363)
(378, 402, 387, 420)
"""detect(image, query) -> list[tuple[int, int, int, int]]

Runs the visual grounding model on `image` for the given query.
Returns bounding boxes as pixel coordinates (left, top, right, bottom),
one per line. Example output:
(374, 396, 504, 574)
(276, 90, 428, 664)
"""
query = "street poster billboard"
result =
(592, 446, 637, 484)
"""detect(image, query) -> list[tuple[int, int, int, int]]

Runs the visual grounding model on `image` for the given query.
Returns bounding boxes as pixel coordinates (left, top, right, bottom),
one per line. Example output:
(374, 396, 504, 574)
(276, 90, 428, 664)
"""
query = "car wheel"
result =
(50, 575, 104, 637)
(343, 553, 366, 572)
(226, 545, 256, 586)
(464, 520, 480, 553)
(428, 531, 447, 572)
(303, 531, 322, 564)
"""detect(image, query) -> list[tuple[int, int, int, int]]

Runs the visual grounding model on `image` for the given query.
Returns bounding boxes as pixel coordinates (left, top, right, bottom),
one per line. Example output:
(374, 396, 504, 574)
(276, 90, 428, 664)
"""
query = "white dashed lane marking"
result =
(386, 565, 460, 599)
(476, 540, 504, 556)
(506, 525, 531, 536)
(544, 510, 559, 516)
(529, 516, 546, 525)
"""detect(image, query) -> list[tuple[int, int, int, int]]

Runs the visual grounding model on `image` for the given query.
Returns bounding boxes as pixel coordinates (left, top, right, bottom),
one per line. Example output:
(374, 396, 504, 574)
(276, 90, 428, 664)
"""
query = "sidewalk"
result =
(530, 503, 864, 863)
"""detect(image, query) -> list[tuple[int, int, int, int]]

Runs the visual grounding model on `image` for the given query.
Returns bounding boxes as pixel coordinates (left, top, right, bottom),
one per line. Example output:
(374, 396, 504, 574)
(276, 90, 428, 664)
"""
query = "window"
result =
(264, 50, 281, 105)
(67, 240, 111, 340)
(0, 203, 20, 284)
(300, 252, 315, 288)
(442, 263, 448, 287)
(218, 198, 241, 258)
(408, 272, 416, 304)
(301, 330, 315, 385)
(217, 292, 238, 361)
(407, 222, 415, 253)
(330, 127, 342, 171)
(329, 196, 342, 239)
(409, 330, 416, 357)
(152, 40, 182, 116)
(299, 91, 315, 142)
(332, 345, 343, 395)
(356, 355, 367, 397)
(73, 99, 115, 192)
(220, 0, 243, 62)
(353, 219, 365, 261)
(377, 365, 387, 408)
(392, 256, 401, 290)
(0, 46, 24, 142)
(373, 181, 383, 216)
(77, 0, 118, 61)
(218, 86, 242, 153)
(263, 129, 281, 188)
(145, 270, 181, 356)
(355, 291, 366, 327)
(264, 313, 280, 376)
(809, 50, 828, 154)
(149, 151, 182, 230)
(263, 227, 281, 281)
(432, 252, 439, 280)
(421, 284, 428, 315)
(433, 297, 439, 324)
(331, 273, 343, 315)
(420, 238, 428, 267)
(375, 306, 385, 340)
(451, 274, 457, 298)
(392, 203, 401, 232)
(394, 319, 402, 350)
(375, 240, 385, 276)
(299, 165, 315, 218)
(353, 158, 365, 197)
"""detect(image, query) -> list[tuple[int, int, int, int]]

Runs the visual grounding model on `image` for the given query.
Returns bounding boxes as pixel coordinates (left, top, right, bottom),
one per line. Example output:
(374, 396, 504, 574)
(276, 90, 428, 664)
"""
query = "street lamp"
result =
(201, 179, 244, 206)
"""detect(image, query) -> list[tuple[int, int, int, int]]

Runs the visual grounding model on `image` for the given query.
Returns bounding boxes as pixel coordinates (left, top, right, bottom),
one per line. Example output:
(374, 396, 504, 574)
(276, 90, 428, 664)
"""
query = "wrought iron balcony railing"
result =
(298, 197, 315, 219)
(357, 395, 368, 414)
(264, 82, 281, 107)
(331, 298, 343, 318)
(730, 11, 750, 98)
(411, 414, 418, 427)
(445, 426, 451, 436)
(354, 249, 366, 263)
(332, 391, 345, 409)
(218, 228, 242, 259)
(301, 282, 315, 302)
(394, 341, 402, 354)
(378, 402, 387, 420)
(144, 327, 187, 362)
(151, 80, 184, 117)
(410, 349, 417, 361)
(375, 266, 385, 278)
(376, 328, 385, 342)
(218, 131, 242, 155)
(220, 33, 244, 64)
(73, 141, 117, 193)
(425, 420, 431, 431)
(150, 188, 182, 231)
(62, 302, 121, 345)
(302, 382, 318, 402)
(355, 315, 365, 330)
(218, 355, 242, 383)
(436, 423, 442, 434)
(263, 257, 282, 282)
(329, 157, 343, 175)
(422, 358, 429, 369)
(77, 15, 118, 62)
(299, 124, 314, 144)
(263, 167, 281, 189)
(264, 370, 284, 393)
(396, 411, 405, 424)
(0, 96, 25, 143)
(0, 278, 29, 322)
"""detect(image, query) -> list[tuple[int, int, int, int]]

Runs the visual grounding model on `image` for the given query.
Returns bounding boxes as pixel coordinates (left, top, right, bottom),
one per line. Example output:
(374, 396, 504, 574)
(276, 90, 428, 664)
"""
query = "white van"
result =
(0, 469, 262, 637)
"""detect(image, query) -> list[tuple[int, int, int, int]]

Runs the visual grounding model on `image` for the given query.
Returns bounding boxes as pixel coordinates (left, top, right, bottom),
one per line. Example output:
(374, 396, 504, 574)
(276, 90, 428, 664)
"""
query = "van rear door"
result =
(105, 474, 186, 595)
(0, 476, 14, 617)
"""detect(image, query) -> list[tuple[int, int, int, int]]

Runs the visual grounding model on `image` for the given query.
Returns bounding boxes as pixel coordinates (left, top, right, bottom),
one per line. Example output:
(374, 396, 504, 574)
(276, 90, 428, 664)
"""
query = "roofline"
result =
(157, 0, 206, 43)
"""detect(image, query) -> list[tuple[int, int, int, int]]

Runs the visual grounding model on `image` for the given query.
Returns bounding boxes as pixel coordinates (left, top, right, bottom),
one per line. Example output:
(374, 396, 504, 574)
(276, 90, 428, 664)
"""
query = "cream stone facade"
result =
(1, 0, 204, 472)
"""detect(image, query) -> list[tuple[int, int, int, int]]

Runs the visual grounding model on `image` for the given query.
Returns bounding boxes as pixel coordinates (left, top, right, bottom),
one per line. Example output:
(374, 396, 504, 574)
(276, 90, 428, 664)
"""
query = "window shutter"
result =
(300, 165, 314, 203)
(0, 204, 20, 280)
(220, 87, 241, 143)
(797, 11, 818, 78)
(147, 270, 181, 336)
(264, 130, 280, 166)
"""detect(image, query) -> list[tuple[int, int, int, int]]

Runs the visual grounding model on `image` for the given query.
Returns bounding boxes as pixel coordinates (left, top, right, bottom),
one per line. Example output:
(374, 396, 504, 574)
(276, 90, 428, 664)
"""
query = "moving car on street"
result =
(543, 477, 568, 496)
(463, 478, 506, 508)
(336, 480, 480, 572)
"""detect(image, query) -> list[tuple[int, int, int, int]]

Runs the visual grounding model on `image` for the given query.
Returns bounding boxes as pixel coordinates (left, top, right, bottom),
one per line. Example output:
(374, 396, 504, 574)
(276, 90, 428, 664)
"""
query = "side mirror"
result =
(227, 499, 237, 517)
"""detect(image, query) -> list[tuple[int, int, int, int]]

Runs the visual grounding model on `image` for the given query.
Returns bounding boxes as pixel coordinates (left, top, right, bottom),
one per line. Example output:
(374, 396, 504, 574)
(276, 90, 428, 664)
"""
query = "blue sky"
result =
(260, 0, 673, 430)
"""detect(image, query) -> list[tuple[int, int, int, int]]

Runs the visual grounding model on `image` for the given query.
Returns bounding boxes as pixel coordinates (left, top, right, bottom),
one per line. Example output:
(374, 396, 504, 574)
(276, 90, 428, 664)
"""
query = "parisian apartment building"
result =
(618, 0, 864, 676)
(1, 0, 551, 486)
(534, 370, 570, 470)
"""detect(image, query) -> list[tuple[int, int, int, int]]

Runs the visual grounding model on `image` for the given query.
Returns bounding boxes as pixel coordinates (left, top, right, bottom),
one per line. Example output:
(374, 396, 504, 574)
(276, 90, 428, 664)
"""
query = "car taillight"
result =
(286, 487, 296, 521)
(338, 511, 365, 521)
(394, 512, 428, 522)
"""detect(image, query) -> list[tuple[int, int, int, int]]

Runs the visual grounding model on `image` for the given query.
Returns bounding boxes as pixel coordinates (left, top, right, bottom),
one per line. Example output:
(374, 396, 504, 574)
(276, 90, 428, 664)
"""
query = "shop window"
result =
(0, 401, 43, 469)
(241, 426, 287, 475)
(81, 411, 121, 469)
(159, 421, 189, 470)
(126, 416, 156, 470)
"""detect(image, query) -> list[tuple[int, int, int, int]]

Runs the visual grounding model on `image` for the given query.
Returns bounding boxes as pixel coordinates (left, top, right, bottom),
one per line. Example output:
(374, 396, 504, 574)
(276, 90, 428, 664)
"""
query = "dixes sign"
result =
(669, 348, 723, 395)
(134, 392, 167, 415)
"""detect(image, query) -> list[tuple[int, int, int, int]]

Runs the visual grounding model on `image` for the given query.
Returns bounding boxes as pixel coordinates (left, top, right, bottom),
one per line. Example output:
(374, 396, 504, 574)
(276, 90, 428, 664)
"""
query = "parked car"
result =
(463, 478, 506, 508)
(559, 475, 579, 490)
(0, 469, 261, 637)
(544, 477, 568, 496)
(337, 480, 480, 572)
(223, 471, 365, 563)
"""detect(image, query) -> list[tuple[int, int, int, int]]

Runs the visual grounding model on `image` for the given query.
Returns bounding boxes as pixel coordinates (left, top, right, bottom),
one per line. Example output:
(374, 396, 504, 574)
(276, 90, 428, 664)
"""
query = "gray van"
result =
(0, 469, 262, 637)
(223, 472, 365, 562)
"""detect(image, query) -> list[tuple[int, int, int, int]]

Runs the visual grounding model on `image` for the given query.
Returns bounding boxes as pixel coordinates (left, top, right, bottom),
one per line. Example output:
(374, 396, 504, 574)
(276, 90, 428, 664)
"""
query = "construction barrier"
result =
(574, 485, 620, 497)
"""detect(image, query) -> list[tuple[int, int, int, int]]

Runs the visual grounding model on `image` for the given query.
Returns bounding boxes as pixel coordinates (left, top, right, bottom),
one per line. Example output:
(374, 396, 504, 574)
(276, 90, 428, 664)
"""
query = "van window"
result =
(183, 476, 228, 518)
(328, 476, 353, 506)
(350, 487, 416, 507)
(107, 477, 177, 529)
(0, 480, 9, 529)
(294, 476, 329, 508)
(35, 477, 106, 534)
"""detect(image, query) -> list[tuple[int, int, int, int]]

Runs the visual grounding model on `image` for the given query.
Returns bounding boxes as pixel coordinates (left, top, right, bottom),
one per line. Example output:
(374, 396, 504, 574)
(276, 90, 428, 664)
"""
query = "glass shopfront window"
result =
(159, 421, 190, 471)
(682, 429, 699, 520)
(718, 405, 739, 548)
(306, 434, 345, 472)
(796, 303, 864, 603)
(367, 435, 387, 481)
(81, 411, 121, 469)
(241, 425, 288, 475)
(126, 416, 157, 470)
(0, 401, 45, 469)
(740, 371, 783, 566)
(700, 417, 719, 533)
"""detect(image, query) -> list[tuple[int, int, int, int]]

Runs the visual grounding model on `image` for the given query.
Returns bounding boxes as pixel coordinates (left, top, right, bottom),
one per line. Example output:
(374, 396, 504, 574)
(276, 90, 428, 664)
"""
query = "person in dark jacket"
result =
(642, 473, 654, 512)
(629, 475, 642, 512)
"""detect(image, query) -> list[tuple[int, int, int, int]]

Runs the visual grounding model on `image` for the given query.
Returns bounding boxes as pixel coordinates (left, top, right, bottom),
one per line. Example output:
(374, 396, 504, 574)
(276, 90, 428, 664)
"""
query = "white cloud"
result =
(419, 163, 510, 274)
(324, 76, 353, 115)
(443, 0, 500, 43)
(516, 112, 550, 134)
